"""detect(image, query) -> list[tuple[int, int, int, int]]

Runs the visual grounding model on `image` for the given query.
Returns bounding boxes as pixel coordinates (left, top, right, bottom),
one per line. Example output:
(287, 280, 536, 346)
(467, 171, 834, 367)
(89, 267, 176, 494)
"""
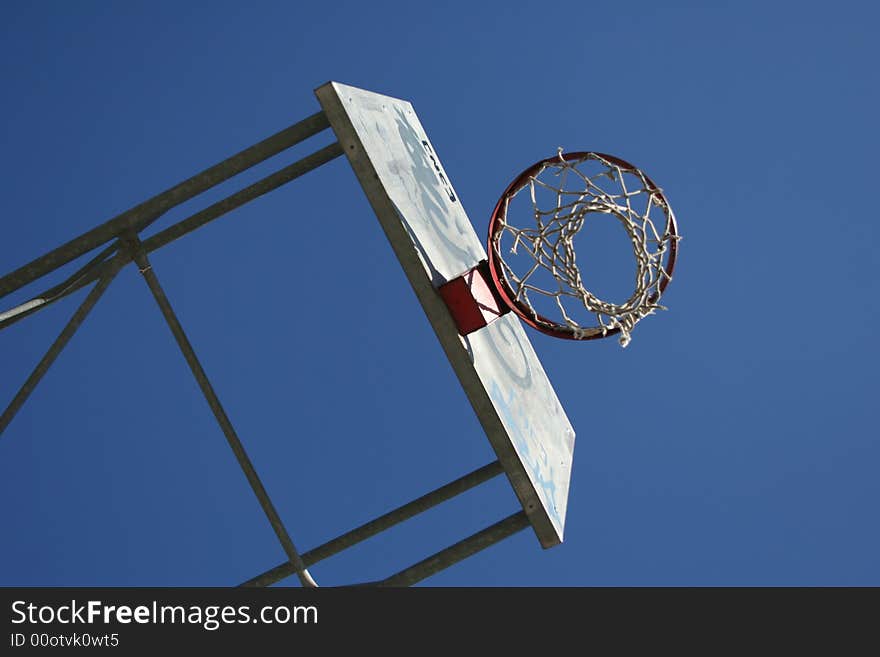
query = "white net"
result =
(490, 150, 678, 347)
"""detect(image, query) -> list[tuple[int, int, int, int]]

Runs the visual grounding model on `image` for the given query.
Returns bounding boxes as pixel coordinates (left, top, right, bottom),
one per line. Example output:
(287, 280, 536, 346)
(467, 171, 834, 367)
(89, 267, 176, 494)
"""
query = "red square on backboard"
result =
(437, 262, 508, 336)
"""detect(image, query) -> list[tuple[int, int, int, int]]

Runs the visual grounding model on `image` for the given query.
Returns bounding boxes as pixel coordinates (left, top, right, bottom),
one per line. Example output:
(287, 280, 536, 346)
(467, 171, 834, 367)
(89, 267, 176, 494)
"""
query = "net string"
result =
(495, 150, 677, 347)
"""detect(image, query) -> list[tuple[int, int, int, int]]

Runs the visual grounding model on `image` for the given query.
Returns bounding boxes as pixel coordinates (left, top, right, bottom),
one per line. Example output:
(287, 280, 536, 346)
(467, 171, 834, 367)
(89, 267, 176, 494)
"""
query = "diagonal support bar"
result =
(0, 111, 330, 300)
(240, 460, 505, 587)
(378, 511, 530, 587)
(0, 244, 120, 331)
(0, 252, 127, 438)
(125, 238, 317, 588)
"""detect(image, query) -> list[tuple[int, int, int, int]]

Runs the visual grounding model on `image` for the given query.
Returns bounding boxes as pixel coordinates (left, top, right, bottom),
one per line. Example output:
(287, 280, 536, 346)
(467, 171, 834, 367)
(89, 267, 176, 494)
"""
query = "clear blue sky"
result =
(1, 1, 877, 586)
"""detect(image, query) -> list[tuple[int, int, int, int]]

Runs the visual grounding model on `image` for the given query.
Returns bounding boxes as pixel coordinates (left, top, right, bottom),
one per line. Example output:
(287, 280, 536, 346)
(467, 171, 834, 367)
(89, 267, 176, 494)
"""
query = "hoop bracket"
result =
(437, 260, 510, 336)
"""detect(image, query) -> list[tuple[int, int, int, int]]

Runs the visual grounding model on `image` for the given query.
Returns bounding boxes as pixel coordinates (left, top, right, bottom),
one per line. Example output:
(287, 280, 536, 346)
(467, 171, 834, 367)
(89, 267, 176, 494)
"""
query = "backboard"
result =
(315, 82, 575, 548)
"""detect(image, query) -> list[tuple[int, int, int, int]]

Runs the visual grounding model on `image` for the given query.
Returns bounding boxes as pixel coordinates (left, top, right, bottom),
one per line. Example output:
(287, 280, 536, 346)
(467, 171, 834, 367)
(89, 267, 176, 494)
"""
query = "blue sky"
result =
(1, 1, 877, 586)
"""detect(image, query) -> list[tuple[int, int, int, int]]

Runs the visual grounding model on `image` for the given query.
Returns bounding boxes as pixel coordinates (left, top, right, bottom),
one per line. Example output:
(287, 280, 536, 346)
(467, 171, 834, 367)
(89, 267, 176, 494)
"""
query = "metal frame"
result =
(0, 103, 530, 587)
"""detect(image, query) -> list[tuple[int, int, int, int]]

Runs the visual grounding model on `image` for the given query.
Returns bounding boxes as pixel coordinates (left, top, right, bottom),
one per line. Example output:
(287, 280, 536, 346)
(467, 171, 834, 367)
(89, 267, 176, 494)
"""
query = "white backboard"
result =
(315, 82, 575, 547)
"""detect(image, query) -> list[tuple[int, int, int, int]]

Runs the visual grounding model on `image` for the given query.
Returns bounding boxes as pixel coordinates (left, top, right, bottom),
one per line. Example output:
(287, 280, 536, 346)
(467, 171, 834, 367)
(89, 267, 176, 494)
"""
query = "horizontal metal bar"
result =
(240, 460, 505, 587)
(378, 511, 530, 587)
(0, 142, 343, 331)
(0, 111, 330, 300)
(141, 141, 343, 254)
(0, 253, 126, 438)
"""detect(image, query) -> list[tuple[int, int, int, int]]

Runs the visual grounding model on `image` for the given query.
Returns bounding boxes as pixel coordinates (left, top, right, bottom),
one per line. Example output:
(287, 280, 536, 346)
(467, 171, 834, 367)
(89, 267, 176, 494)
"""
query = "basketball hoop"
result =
(486, 150, 679, 347)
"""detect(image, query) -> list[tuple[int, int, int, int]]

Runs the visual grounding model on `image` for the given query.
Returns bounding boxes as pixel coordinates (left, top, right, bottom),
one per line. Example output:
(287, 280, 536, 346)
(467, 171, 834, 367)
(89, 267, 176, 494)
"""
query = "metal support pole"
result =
(0, 111, 330, 299)
(0, 252, 127, 437)
(0, 142, 344, 332)
(0, 244, 119, 331)
(241, 460, 505, 587)
(141, 142, 343, 253)
(378, 511, 530, 587)
(125, 239, 317, 588)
